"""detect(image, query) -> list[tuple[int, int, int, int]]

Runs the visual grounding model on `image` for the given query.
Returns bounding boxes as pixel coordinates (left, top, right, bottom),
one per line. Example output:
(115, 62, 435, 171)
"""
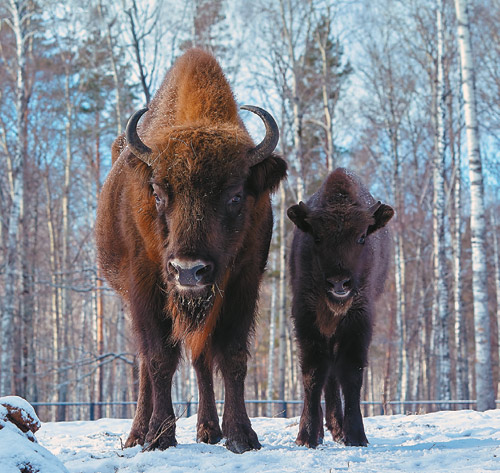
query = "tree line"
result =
(0, 0, 499, 421)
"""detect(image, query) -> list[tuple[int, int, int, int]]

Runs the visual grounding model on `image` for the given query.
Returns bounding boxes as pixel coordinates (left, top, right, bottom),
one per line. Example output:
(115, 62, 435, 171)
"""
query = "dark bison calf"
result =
(287, 168, 394, 447)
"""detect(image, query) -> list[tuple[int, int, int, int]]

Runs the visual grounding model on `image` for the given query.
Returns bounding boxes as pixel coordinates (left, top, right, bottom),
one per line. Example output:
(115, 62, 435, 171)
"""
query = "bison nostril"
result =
(342, 279, 352, 290)
(169, 261, 181, 276)
(194, 263, 213, 282)
(168, 259, 213, 286)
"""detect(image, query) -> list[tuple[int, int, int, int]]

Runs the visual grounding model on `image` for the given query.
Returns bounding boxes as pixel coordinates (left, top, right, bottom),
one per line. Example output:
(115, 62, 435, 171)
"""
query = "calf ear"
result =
(367, 202, 394, 235)
(247, 154, 288, 195)
(287, 202, 312, 233)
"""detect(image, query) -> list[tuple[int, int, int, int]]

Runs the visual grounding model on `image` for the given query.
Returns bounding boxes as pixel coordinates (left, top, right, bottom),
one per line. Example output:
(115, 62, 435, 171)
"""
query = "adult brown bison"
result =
(287, 168, 393, 448)
(96, 49, 286, 453)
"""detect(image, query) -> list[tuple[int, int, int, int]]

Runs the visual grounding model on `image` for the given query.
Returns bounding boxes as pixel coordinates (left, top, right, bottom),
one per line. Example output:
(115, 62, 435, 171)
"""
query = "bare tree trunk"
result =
(266, 254, 277, 416)
(315, 7, 335, 172)
(99, 0, 123, 134)
(1, 0, 29, 396)
(449, 68, 469, 407)
(389, 124, 406, 414)
(45, 175, 60, 421)
(278, 0, 313, 202)
(277, 184, 287, 417)
(454, 0, 496, 411)
(492, 213, 500, 397)
(433, 0, 451, 409)
(124, 0, 152, 104)
(55, 64, 74, 422)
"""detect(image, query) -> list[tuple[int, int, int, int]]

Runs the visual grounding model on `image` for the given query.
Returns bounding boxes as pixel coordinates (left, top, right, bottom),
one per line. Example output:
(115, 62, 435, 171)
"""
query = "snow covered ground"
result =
(36, 410, 500, 473)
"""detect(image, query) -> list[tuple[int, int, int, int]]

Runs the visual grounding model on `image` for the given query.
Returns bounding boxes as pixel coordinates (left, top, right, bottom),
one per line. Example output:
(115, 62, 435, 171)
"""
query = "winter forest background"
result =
(1, 0, 499, 423)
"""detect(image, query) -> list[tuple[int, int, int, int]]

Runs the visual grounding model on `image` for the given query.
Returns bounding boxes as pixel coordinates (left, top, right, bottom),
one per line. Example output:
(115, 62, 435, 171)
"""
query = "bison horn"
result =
(368, 201, 382, 214)
(241, 105, 279, 166)
(126, 108, 153, 166)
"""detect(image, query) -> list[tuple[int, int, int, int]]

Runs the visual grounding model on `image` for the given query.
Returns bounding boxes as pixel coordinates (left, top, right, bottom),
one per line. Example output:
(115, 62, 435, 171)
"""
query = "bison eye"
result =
(357, 234, 366, 245)
(229, 194, 242, 205)
(153, 192, 162, 206)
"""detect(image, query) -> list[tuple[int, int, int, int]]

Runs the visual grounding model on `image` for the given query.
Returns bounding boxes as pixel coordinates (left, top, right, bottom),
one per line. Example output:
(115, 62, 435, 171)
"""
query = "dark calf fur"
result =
(287, 168, 394, 448)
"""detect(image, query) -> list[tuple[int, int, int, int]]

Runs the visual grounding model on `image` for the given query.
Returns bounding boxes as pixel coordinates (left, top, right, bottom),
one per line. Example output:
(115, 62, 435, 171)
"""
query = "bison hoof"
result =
(327, 424, 344, 443)
(197, 421, 223, 445)
(224, 425, 261, 454)
(343, 434, 368, 447)
(124, 430, 145, 448)
(144, 434, 178, 451)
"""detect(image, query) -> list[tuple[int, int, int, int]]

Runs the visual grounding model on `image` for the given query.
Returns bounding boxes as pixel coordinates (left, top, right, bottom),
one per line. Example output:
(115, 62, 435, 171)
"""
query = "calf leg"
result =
(324, 368, 343, 442)
(334, 339, 369, 446)
(193, 354, 222, 444)
(217, 344, 261, 454)
(125, 358, 152, 447)
(296, 348, 328, 448)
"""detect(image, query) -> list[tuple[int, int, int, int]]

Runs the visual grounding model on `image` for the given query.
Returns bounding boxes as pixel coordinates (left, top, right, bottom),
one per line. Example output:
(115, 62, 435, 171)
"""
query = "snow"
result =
(32, 410, 500, 473)
(0, 396, 68, 473)
(0, 396, 40, 427)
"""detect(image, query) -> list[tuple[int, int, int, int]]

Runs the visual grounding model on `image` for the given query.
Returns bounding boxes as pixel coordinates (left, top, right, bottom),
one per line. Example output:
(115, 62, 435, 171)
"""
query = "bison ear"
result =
(247, 154, 287, 195)
(111, 134, 126, 165)
(367, 202, 394, 235)
(287, 201, 312, 233)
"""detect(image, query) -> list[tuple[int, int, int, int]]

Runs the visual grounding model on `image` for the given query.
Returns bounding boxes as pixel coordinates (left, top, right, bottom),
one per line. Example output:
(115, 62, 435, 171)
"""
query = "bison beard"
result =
(170, 290, 216, 336)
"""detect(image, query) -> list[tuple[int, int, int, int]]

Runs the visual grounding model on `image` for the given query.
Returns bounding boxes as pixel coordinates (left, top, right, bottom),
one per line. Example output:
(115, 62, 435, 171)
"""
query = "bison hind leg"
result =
(197, 420, 223, 444)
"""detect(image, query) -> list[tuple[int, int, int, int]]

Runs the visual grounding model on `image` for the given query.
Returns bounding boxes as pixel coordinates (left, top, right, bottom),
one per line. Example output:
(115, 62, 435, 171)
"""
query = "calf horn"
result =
(126, 108, 153, 166)
(241, 105, 279, 166)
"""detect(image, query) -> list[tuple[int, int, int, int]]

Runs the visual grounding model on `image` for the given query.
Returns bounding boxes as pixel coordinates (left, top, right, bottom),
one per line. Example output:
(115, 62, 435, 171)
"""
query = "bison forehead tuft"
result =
(150, 126, 253, 189)
(310, 205, 374, 238)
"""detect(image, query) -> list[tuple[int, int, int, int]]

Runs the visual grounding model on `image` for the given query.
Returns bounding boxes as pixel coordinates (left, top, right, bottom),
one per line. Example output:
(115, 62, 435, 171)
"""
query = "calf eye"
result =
(153, 192, 161, 204)
(357, 234, 366, 245)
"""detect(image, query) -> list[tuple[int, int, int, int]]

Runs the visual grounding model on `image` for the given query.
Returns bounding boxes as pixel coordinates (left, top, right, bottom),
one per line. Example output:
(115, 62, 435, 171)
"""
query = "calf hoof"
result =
(327, 424, 344, 443)
(124, 430, 145, 448)
(296, 426, 323, 448)
(295, 433, 319, 448)
(224, 425, 261, 454)
(197, 421, 223, 444)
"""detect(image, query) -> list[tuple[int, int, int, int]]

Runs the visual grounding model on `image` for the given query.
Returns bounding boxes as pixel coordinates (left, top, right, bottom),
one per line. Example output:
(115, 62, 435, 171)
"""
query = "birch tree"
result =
(433, 0, 451, 407)
(1, 0, 31, 396)
(454, 0, 495, 411)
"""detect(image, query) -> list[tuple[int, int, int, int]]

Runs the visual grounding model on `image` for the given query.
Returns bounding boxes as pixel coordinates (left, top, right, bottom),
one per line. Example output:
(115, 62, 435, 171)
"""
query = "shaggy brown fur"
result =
(96, 49, 287, 454)
(288, 168, 393, 448)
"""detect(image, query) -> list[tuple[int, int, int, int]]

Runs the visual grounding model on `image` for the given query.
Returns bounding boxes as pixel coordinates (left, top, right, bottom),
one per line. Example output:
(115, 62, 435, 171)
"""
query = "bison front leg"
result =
(125, 358, 152, 447)
(193, 354, 222, 444)
(218, 346, 261, 454)
(324, 368, 344, 443)
(144, 344, 181, 450)
(334, 331, 370, 447)
(296, 352, 328, 448)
